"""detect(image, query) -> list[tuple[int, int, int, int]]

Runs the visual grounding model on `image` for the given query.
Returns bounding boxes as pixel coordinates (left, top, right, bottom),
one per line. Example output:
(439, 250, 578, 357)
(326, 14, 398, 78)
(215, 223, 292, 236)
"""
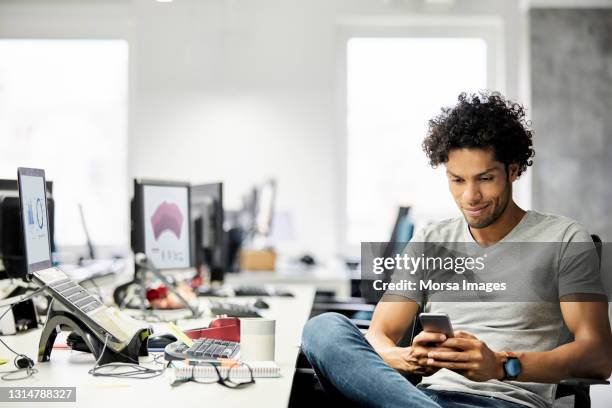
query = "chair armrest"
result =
(314, 295, 368, 304)
(559, 378, 610, 386)
(555, 378, 610, 401)
(309, 303, 373, 329)
(351, 319, 371, 329)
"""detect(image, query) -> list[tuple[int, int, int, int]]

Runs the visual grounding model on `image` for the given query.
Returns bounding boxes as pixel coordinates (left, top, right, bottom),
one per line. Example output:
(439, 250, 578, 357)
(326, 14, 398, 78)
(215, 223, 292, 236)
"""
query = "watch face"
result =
(505, 357, 522, 378)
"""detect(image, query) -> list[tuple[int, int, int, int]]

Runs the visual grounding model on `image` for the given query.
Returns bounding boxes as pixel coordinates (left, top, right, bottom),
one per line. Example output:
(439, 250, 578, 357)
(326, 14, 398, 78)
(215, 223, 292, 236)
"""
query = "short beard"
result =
(466, 182, 511, 229)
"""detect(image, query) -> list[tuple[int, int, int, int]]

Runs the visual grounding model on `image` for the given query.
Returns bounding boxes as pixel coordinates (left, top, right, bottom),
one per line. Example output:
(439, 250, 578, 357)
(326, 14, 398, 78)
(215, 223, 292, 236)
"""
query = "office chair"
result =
(553, 234, 610, 407)
(290, 234, 610, 408)
(307, 207, 415, 327)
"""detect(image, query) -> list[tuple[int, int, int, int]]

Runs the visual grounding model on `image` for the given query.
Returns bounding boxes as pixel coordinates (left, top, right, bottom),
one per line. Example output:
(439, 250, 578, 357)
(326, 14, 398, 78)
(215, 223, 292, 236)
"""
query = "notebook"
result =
(170, 361, 281, 380)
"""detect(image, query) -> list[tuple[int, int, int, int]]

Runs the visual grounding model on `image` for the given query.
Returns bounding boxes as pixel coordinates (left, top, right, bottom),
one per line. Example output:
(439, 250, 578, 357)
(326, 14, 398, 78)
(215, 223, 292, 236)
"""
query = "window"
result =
(346, 37, 488, 246)
(0, 39, 129, 248)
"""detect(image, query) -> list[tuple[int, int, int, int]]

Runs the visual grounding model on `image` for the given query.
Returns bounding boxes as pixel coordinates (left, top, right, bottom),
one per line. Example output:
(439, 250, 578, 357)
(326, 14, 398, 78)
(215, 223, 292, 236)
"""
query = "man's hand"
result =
(379, 346, 428, 374)
(379, 331, 456, 375)
(425, 331, 506, 382)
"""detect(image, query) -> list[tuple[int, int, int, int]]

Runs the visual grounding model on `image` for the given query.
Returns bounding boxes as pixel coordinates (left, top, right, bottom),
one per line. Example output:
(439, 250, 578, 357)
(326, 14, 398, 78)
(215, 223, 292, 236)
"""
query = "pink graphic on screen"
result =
(150, 201, 184, 240)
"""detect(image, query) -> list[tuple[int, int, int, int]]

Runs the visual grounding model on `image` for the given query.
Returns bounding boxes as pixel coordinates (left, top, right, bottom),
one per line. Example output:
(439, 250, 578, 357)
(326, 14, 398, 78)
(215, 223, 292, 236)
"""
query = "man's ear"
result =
(508, 164, 520, 182)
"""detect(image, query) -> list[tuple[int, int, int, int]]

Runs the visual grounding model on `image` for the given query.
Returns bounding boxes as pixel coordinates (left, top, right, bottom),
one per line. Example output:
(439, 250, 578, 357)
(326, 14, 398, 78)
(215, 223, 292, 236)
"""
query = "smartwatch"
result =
(502, 351, 522, 380)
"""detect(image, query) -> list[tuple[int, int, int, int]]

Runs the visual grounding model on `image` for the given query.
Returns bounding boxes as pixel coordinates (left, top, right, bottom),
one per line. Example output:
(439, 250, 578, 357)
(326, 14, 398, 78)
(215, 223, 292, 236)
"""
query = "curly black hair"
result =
(422, 91, 535, 176)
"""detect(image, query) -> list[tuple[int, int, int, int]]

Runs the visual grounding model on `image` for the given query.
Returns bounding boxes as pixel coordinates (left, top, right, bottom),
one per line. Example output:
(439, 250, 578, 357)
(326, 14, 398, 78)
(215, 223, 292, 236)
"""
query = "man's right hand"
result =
(379, 331, 454, 375)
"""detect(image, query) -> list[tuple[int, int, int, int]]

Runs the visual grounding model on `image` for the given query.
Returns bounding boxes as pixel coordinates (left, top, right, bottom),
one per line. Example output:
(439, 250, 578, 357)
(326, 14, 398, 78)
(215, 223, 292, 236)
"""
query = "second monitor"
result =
(131, 179, 193, 270)
(190, 182, 224, 282)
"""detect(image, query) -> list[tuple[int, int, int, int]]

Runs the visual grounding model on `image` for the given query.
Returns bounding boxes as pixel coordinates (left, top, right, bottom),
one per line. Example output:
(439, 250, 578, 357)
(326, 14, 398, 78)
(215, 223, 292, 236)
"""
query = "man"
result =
(301, 92, 612, 408)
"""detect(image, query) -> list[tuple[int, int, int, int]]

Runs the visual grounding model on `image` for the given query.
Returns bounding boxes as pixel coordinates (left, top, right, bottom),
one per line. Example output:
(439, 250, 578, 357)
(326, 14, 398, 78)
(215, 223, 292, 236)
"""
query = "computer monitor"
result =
(361, 206, 414, 302)
(190, 182, 225, 282)
(16, 168, 53, 277)
(0, 177, 54, 280)
(386, 206, 414, 255)
(131, 179, 193, 270)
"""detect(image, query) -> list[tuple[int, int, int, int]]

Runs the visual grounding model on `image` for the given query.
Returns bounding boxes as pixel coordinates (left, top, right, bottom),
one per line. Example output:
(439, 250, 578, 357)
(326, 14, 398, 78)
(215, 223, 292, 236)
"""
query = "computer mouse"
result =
(300, 254, 316, 265)
(147, 333, 178, 349)
(253, 299, 269, 309)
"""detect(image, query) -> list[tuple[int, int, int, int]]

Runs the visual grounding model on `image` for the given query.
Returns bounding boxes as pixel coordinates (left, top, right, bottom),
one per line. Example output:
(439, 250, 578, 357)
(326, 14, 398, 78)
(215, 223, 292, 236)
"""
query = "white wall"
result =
(129, 0, 529, 260)
(0, 0, 528, 260)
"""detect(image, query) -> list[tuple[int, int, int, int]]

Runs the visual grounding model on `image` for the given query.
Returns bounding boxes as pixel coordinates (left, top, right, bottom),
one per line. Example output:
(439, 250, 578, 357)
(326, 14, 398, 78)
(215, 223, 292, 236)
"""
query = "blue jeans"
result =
(301, 313, 526, 408)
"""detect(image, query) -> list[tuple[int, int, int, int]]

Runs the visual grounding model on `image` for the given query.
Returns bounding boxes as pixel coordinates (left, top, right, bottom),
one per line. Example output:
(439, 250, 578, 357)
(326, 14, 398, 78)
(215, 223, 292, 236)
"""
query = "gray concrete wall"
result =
(530, 9, 612, 240)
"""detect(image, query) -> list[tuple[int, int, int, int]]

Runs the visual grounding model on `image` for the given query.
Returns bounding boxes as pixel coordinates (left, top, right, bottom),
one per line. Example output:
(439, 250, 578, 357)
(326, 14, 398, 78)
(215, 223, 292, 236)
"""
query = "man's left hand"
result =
(425, 331, 507, 382)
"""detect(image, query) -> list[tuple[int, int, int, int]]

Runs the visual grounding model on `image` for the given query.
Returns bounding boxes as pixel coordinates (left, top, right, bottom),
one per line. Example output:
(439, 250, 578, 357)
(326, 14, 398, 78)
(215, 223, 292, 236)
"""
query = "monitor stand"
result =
(112, 257, 200, 319)
(38, 299, 148, 365)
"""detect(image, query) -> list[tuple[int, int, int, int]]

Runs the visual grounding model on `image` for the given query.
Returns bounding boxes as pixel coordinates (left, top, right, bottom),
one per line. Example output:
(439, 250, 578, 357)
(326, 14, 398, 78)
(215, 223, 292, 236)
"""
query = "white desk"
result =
(0, 285, 315, 408)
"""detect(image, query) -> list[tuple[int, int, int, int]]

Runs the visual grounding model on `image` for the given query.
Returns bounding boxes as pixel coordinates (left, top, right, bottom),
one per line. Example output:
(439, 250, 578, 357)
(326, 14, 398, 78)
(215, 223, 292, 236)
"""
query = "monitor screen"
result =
(142, 184, 190, 269)
(18, 169, 52, 272)
(0, 178, 54, 280)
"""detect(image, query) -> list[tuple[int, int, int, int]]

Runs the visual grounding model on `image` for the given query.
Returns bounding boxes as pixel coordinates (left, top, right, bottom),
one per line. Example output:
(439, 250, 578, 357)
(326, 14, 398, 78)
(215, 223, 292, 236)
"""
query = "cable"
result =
(87, 334, 166, 379)
(0, 337, 37, 380)
(0, 337, 23, 358)
(88, 333, 110, 370)
(0, 285, 47, 323)
(0, 285, 47, 381)
(0, 357, 37, 381)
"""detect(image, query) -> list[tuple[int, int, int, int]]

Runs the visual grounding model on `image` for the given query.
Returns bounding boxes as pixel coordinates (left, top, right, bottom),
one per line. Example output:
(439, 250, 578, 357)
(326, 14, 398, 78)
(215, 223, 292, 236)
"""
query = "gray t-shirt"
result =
(387, 210, 605, 408)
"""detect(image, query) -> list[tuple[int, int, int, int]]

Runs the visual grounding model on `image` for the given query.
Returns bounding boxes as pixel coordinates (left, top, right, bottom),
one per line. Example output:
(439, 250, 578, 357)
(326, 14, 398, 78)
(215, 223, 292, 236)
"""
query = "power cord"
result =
(87, 334, 166, 379)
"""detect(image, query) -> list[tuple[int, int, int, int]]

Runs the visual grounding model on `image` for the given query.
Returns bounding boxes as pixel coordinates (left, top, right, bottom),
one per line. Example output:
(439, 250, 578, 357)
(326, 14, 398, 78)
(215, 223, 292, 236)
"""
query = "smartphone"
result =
(419, 312, 454, 338)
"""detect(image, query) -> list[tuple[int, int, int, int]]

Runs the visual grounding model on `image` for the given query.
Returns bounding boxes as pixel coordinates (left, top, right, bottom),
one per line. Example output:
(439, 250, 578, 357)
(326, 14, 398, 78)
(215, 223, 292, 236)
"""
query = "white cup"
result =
(239, 318, 276, 362)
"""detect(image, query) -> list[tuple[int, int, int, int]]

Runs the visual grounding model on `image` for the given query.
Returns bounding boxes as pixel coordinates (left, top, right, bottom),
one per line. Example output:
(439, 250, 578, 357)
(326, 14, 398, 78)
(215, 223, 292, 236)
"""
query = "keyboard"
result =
(209, 301, 262, 318)
(48, 277, 103, 314)
(164, 338, 240, 362)
(233, 285, 294, 297)
(233, 286, 270, 297)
